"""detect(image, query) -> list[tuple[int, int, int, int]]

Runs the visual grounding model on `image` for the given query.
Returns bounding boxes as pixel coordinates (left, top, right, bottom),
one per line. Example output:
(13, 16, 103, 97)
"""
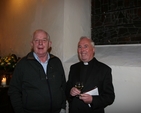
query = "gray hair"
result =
(33, 29, 50, 40)
(79, 36, 95, 47)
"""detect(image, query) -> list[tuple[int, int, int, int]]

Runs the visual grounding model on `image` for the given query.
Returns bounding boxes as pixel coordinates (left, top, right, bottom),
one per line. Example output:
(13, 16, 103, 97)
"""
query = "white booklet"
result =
(84, 87, 99, 107)
(84, 87, 99, 96)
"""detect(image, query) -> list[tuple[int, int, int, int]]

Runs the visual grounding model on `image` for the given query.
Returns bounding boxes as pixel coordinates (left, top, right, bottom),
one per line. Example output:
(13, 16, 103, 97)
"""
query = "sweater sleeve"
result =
(60, 60, 67, 109)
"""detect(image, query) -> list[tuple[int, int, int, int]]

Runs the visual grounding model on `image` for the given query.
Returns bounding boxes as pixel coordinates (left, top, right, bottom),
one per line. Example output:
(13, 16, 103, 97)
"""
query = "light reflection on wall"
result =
(0, 0, 36, 57)
(8, 0, 25, 14)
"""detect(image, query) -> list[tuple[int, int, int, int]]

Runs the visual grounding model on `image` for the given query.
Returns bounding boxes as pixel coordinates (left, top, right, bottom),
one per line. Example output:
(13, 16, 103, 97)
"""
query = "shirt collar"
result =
(33, 52, 50, 63)
(83, 57, 95, 65)
(84, 62, 88, 65)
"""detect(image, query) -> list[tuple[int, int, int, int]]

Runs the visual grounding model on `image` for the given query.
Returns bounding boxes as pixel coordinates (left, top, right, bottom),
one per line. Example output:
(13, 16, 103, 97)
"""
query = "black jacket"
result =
(66, 57, 115, 113)
(8, 52, 66, 113)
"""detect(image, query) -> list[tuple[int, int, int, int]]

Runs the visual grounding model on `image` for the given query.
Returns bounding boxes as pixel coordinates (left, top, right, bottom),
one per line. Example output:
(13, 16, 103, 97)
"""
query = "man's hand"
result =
(79, 94, 93, 104)
(70, 87, 81, 96)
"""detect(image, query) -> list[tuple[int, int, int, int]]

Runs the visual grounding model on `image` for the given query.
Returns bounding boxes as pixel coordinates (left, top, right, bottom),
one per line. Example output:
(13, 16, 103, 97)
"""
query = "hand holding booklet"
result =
(84, 87, 99, 96)
(83, 87, 99, 107)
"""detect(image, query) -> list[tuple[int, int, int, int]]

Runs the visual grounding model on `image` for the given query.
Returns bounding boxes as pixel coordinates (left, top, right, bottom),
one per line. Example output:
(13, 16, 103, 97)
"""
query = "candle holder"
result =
(1, 75, 7, 86)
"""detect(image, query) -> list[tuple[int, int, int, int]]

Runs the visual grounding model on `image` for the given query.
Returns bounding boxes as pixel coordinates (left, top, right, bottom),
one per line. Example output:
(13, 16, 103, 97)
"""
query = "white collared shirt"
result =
(33, 52, 50, 74)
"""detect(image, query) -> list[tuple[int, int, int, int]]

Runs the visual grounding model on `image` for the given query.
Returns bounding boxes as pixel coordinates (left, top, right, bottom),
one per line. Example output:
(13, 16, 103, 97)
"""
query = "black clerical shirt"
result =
(80, 58, 94, 85)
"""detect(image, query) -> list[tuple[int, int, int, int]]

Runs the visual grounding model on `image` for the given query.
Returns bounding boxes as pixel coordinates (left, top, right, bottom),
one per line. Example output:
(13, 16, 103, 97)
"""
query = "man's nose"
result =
(81, 47, 86, 51)
(39, 40, 43, 44)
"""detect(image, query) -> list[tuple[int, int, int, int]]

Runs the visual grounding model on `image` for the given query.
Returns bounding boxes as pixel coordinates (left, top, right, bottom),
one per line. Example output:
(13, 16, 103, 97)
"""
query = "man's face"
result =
(31, 31, 51, 57)
(77, 38, 95, 62)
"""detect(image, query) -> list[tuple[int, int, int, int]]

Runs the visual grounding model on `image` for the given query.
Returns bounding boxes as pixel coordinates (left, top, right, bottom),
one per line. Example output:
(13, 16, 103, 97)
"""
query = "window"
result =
(91, 0, 141, 45)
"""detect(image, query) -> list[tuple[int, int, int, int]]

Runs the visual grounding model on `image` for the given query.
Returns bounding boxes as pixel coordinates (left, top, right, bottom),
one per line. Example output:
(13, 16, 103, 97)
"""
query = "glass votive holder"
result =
(1, 75, 7, 86)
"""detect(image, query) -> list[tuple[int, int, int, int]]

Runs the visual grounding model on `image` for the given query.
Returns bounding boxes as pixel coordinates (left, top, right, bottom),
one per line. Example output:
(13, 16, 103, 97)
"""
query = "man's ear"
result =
(31, 41, 33, 47)
(48, 41, 52, 48)
(48, 41, 52, 53)
(93, 47, 95, 52)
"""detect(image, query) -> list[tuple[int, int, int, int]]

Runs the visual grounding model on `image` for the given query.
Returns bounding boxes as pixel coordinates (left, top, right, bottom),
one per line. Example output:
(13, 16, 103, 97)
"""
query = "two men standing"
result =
(8, 30, 115, 113)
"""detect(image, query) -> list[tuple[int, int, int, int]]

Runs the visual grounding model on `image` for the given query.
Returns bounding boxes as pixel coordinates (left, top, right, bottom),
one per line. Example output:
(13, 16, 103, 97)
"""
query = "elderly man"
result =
(66, 36, 115, 113)
(8, 29, 66, 113)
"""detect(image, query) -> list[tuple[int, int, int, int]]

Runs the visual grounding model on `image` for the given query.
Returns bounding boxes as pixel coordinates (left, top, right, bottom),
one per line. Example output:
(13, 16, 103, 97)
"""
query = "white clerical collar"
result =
(84, 62, 88, 65)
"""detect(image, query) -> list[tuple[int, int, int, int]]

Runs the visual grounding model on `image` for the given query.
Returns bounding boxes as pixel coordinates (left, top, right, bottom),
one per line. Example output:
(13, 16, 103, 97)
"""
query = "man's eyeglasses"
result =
(34, 39, 48, 43)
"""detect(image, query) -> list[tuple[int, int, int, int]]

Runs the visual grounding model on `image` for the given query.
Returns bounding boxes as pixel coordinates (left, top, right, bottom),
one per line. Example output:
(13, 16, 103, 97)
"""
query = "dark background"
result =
(91, 0, 141, 45)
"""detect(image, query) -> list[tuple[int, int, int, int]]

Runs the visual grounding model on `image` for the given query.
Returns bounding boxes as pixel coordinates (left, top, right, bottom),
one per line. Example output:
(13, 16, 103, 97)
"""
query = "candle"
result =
(1, 76, 6, 86)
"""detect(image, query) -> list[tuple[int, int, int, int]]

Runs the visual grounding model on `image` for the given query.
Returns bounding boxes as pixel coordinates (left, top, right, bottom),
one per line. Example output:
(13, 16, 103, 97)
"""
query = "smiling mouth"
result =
(38, 47, 44, 50)
(81, 52, 86, 56)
